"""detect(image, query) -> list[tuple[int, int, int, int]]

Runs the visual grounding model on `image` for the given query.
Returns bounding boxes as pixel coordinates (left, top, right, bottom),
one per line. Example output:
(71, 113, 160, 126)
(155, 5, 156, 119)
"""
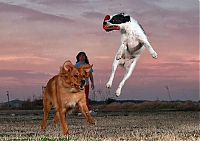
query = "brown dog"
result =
(41, 60, 96, 135)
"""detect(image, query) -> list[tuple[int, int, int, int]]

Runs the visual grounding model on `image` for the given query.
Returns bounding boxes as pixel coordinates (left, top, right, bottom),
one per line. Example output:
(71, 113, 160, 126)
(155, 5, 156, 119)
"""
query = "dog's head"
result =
(78, 64, 93, 89)
(60, 60, 82, 89)
(60, 61, 93, 91)
(103, 13, 130, 32)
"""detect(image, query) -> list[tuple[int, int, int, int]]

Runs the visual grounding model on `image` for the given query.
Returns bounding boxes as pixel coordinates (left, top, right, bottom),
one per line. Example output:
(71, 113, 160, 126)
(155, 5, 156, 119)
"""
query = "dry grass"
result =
(98, 101, 200, 112)
(0, 110, 199, 141)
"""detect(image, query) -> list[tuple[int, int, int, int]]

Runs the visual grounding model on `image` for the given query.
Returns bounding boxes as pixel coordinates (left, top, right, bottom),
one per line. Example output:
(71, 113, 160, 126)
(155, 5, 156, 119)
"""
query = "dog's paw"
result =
(88, 118, 96, 125)
(116, 54, 122, 60)
(106, 82, 112, 88)
(151, 52, 158, 59)
(115, 89, 121, 97)
(63, 129, 69, 135)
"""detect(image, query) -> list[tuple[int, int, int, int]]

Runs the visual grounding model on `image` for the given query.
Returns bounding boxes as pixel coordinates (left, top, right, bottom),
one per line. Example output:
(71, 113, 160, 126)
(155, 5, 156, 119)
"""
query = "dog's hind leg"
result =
(41, 92, 52, 131)
(106, 58, 120, 88)
(116, 59, 137, 96)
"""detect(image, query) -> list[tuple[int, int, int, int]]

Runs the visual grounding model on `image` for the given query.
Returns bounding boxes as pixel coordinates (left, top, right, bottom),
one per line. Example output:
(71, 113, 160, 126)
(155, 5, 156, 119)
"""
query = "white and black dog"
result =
(103, 13, 158, 96)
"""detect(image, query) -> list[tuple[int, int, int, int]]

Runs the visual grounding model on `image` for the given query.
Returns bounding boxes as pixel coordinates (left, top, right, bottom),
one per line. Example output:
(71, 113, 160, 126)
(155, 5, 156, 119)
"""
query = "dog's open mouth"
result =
(103, 15, 120, 32)
(103, 25, 120, 32)
(80, 80, 85, 90)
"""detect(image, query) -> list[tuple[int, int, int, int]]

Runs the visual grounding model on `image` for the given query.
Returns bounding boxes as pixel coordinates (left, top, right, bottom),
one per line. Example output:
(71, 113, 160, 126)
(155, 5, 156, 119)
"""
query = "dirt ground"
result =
(0, 110, 199, 141)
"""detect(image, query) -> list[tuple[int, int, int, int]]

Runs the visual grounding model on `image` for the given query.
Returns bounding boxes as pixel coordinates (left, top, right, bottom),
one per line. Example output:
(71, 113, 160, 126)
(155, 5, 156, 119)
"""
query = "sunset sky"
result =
(0, 0, 199, 102)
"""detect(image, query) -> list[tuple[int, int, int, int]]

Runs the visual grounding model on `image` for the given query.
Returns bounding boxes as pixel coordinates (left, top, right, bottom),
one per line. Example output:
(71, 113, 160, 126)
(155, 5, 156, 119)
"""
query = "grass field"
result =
(0, 110, 199, 141)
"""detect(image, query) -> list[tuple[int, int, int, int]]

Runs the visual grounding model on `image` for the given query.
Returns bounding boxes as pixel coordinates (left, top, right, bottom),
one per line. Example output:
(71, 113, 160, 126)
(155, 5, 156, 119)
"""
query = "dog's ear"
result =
(124, 16, 130, 22)
(63, 60, 72, 66)
(64, 65, 73, 72)
(63, 60, 74, 72)
(80, 64, 93, 73)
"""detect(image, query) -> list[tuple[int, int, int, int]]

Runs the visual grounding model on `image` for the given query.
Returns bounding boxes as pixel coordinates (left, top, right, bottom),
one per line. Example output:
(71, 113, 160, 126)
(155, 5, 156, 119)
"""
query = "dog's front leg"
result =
(139, 38, 158, 59)
(106, 58, 119, 88)
(146, 44, 158, 59)
(56, 83, 69, 135)
(58, 108, 69, 135)
(78, 102, 96, 125)
(53, 107, 71, 128)
(116, 59, 137, 96)
(116, 43, 126, 60)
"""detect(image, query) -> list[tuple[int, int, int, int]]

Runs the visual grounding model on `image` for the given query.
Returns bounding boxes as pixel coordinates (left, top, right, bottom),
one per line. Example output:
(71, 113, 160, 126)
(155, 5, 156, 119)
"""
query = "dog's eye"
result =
(74, 75, 78, 78)
(111, 19, 115, 22)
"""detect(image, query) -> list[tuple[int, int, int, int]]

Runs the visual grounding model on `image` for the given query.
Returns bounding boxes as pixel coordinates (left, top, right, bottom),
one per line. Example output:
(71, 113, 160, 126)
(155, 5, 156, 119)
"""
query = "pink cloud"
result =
(0, 0, 198, 101)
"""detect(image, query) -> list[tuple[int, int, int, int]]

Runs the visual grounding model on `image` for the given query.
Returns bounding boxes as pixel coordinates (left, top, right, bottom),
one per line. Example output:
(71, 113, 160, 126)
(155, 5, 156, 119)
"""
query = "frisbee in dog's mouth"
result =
(103, 15, 120, 32)
(103, 25, 120, 32)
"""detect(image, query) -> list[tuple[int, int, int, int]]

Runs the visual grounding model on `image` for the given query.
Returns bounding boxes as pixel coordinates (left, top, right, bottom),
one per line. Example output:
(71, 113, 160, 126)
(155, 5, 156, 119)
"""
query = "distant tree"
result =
(105, 98, 117, 104)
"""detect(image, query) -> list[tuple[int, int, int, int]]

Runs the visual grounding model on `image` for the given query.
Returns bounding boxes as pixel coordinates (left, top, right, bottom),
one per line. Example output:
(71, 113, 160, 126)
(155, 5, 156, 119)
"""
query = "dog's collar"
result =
(127, 42, 144, 54)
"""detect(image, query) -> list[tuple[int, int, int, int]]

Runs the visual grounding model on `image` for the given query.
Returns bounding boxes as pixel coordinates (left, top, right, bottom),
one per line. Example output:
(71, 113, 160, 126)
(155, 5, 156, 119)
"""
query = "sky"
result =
(0, 0, 199, 102)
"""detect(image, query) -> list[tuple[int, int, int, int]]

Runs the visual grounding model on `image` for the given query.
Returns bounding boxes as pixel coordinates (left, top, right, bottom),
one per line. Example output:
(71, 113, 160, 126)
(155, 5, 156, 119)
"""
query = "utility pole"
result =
(33, 95, 35, 102)
(165, 86, 172, 101)
(6, 91, 10, 108)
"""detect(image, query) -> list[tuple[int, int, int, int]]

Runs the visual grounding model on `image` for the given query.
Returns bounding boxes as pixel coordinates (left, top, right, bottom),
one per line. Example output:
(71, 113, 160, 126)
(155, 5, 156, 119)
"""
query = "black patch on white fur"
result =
(109, 14, 130, 24)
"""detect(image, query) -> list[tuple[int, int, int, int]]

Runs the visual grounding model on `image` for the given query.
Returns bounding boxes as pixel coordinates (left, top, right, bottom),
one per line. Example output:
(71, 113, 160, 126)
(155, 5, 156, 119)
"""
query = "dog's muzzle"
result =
(80, 80, 85, 90)
(103, 15, 120, 32)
